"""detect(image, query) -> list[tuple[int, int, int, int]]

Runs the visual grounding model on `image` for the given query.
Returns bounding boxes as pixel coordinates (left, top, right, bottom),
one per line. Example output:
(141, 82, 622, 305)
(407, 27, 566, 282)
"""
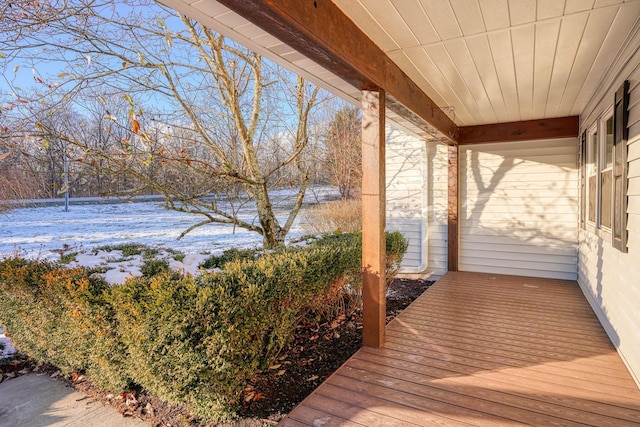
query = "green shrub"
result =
(140, 258, 170, 277)
(59, 251, 78, 264)
(0, 258, 128, 391)
(0, 231, 406, 421)
(200, 247, 258, 269)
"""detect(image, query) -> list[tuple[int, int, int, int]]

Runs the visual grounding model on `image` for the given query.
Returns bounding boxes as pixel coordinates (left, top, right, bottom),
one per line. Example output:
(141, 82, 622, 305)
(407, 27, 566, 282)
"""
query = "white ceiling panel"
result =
(479, 0, 512, 31)
(392, 1, 440, 45)
(556, 7, 618, 115)
(336, 0, 640, 125)
(537, 0, 566, 20)
(465, 35, 510, 119)
(544, 13, 588, 118)
(511, 25, 536, 120)
(450, 0, 486, 36)
(532, 20, 560, 119)
(565, 0, 596, 13)
(487, 30, 521, 122)
(419, 0, 463, 41)
(509, 0, 537, 25)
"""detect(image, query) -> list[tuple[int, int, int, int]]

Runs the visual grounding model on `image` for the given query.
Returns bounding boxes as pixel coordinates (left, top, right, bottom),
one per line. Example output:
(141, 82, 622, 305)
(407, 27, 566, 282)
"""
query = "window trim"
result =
(586, 123, 599, 227)
(599, 110, 614, 232)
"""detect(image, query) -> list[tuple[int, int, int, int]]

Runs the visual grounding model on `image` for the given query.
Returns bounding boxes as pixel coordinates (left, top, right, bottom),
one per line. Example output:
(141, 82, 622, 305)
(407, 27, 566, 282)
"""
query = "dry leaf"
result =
(268, 364, 281, 370)
(306, 375, 319, 382)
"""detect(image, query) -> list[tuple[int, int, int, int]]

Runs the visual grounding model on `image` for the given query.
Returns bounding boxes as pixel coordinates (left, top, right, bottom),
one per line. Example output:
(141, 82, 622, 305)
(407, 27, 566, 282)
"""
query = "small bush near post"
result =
(0, 231, 407, 421)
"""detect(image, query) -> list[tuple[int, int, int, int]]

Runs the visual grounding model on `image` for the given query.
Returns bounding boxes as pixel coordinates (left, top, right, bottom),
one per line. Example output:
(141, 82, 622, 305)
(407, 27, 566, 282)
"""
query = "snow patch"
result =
(0, 328, 16, 358)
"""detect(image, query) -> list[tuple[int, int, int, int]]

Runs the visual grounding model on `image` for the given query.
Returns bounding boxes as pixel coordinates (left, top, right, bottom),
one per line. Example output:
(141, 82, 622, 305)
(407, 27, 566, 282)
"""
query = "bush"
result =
(0, 232, 406, 421)
(140, 258, 170, 276)
(300, 199, 361, 234)
(200, 247, 258, 269)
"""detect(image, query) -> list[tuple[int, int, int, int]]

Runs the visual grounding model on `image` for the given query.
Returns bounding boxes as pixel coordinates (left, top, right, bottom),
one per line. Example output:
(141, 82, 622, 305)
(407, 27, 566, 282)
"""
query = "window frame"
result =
(599, 110, 614, 232)
(586, 123, 599, 227)
(581, 80, 630, 252)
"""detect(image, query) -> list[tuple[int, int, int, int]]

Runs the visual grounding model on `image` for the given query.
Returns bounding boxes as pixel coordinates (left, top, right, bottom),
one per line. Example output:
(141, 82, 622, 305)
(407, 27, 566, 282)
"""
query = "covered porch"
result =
(281, 271, 640, 426)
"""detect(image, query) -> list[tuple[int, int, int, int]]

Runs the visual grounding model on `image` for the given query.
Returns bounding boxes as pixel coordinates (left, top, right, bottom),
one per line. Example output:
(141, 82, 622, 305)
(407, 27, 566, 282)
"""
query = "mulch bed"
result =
(0, 278, 433, 426)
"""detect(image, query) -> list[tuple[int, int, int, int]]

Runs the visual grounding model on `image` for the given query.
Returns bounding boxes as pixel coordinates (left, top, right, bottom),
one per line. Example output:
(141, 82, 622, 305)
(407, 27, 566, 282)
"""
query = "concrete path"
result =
(0, 374, 146, 426)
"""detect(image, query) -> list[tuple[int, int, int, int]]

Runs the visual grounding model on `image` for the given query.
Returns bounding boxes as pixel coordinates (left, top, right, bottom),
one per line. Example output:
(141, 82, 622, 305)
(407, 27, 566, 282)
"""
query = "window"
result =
(587, 126, 598, 224)
(582, 80, 629, 252)
(600, 115, 613, 230)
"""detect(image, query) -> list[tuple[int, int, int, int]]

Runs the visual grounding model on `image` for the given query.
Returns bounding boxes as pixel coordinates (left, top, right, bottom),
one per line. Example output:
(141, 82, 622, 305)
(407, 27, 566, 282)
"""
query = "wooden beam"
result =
(448, 145, 459, 271)
(459, 116, 579, 144)
(216, 0, 459, 143)
(361, 90, 386, 348)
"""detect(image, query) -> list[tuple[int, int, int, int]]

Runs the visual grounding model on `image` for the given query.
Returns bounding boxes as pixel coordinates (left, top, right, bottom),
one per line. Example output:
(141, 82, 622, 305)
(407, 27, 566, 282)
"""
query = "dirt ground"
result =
(0, 278, 433, 426)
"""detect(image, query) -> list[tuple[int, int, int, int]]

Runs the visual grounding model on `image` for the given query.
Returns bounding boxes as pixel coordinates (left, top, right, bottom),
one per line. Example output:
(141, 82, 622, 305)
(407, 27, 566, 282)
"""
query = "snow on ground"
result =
(0, 327, 16, 359)
(0, 186, 338, 284)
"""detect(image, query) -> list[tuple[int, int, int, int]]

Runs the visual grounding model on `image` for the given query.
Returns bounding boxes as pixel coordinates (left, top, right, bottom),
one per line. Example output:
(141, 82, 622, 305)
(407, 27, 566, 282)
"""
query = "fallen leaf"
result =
(306, 375, 319, 382)
(268, 364, 281, 370)
(144, 402, 154, 416)
(277, 370, 286, 376)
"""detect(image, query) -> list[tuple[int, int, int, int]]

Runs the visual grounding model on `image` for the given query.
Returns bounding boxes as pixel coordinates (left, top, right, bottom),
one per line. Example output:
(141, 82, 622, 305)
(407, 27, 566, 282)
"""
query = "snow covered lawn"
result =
(0, 187, 337, 284)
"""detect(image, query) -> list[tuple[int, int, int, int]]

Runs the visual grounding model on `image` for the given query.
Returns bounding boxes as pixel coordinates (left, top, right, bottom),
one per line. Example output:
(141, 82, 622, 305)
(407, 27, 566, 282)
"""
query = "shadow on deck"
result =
(280, 271, 640, 426)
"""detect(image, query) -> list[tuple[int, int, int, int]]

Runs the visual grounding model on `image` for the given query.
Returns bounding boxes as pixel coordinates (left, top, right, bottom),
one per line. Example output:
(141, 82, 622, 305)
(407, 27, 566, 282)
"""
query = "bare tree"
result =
(0, 0, 324, 248)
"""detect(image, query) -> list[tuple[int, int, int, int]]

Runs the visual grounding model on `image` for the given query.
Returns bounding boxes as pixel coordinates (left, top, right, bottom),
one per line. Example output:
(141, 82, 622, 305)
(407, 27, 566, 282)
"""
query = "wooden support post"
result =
(448, 145, 459, 271)
(361, 89, 386, 348)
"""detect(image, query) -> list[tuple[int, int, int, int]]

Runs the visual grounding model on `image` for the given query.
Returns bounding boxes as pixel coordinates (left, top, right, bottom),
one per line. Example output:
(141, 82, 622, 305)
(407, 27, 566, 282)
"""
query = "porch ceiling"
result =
(160, 0, 640, 134)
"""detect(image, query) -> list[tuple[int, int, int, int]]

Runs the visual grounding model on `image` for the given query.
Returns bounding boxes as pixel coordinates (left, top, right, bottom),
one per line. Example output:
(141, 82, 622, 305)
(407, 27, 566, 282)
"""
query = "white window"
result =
(599, 113, 614, 230)
(587, 125, 598, 225)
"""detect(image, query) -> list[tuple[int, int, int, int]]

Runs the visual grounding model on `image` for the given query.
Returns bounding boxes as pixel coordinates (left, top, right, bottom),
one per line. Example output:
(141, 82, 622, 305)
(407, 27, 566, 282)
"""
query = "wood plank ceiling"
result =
(160, 0, 640, 134)
(332, 0, 640, 127)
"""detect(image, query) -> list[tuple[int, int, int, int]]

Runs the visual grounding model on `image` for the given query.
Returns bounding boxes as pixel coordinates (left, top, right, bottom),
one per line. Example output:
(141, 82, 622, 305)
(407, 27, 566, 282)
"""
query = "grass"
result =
(300, 199, 361, 234)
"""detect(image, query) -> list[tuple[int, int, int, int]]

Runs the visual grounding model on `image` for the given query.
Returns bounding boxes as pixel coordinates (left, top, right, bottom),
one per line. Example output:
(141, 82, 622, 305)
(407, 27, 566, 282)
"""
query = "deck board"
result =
(280, 272, 640, 426)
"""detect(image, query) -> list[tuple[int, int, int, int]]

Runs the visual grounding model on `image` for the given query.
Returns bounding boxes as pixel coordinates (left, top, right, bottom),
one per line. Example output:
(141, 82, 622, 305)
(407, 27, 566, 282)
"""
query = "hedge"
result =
(0, 232, 407, 420)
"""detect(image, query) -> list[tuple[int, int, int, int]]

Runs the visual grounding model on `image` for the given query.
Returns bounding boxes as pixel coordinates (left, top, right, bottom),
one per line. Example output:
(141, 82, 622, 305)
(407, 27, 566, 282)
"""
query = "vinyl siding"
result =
(578, 34, 640, 387)
(385, 127, 428, 274)
(425, 142, 449, 278)
(459, 138, 579, 280)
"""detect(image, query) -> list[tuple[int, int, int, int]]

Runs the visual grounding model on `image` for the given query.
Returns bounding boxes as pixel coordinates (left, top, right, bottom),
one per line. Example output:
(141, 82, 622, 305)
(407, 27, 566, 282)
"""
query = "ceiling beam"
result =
(459, 116, 580, 145)
(216, 0, 459, 143)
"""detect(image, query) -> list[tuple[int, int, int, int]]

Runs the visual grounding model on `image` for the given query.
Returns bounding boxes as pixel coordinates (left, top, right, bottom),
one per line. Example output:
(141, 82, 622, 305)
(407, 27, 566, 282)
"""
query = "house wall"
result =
(459, 139, 579, 280)
(385, 127, 428, 274)
(384, 128, 448, 279)
(577, 33, 640, 386)
(425, 142, 449, 279)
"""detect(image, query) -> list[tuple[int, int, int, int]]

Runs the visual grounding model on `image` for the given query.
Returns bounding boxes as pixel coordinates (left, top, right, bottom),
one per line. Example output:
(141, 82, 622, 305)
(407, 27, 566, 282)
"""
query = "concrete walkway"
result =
(0, 374, 146, 426)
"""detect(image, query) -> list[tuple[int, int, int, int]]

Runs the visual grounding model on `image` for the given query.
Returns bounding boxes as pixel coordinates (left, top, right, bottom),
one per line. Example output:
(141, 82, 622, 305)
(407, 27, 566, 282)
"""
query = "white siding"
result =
(578, 37, 640, 386)
(385, 127, 428, 273)
(459, 138, 579, 280)
(425, 142, 449, 278)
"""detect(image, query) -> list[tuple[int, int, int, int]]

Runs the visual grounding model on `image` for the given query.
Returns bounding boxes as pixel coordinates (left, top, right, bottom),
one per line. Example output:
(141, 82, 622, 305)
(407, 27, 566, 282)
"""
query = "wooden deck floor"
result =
(280, 271, 640, 426)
